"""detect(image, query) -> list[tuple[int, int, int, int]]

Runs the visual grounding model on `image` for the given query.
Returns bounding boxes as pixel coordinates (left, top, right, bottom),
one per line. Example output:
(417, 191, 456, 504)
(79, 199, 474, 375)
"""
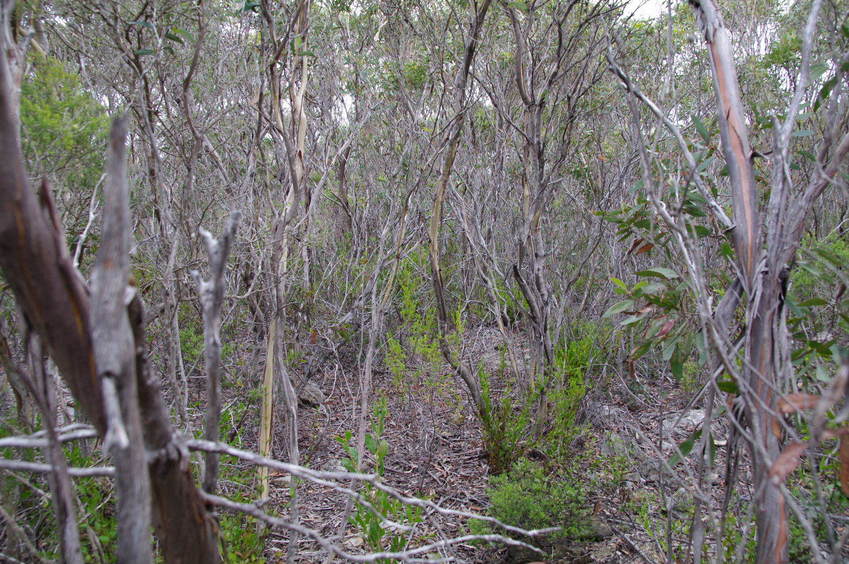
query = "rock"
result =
(666, 487, 694, 518)
(662, 409, 705, 435)
(623, 471, 641, 483)
(582, 401, 627, 429)
(343, 535, 364, 550)
(297, 380, 325, 407)
(271, 474, 291, 485)
(588, 542, 619, 561)
(323, 459, 347, 473)
(638, 458, 674, 483)
(599, 432, 630, 458)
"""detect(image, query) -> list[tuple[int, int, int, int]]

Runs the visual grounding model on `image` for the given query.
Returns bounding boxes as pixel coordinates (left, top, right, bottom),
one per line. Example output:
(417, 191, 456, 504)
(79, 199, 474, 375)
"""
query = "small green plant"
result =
(385, 248, 443, 389)
(337, 398, 422, 561)
(471, 458, 590, 543)
(64, 445, 117, 562)
(220, 512, 266, 563)
(540, 334, 593, 459)
(479, 360, 531, 474)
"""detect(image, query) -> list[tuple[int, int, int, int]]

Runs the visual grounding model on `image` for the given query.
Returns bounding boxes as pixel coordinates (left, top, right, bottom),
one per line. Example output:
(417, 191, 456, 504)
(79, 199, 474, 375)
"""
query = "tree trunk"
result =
(0, 7, 221, 560)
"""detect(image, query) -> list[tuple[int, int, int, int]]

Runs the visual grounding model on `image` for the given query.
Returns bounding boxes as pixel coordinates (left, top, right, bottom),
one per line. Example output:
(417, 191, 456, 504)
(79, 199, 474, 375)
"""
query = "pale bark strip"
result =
(257, 321, 277, 502)
(428, 0, 493, 415)
(687, 3, 785, 562)
(689, 0, 759, 285)
(192, 211, 241, 495)
(91, 116, 152, 563)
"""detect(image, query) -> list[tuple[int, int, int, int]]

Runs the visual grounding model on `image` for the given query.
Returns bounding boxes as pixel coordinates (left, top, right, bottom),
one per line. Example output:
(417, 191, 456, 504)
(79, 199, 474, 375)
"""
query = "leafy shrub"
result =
(479, 323, 602, 473)
(471, 458, 589, 541)
(479, 361, 531, 474)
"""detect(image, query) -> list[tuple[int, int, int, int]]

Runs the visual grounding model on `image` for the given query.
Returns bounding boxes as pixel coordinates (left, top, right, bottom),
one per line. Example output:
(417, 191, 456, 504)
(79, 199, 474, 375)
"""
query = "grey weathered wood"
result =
(90, 116, 153, 564)
(0, 4, 221, 560)
(192, 211, 240, 495)
(29, 336, 84, 564)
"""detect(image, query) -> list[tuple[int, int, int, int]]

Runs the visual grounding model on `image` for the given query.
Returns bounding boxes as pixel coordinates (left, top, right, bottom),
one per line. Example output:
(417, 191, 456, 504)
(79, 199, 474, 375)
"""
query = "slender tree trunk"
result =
(194, 212, 240, 495)
(428, 0, 492, 416)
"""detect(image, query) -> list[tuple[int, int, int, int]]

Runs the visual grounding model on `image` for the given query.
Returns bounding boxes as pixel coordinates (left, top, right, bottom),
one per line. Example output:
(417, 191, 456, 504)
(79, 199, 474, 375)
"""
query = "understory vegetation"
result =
(1, 0, 849, 563)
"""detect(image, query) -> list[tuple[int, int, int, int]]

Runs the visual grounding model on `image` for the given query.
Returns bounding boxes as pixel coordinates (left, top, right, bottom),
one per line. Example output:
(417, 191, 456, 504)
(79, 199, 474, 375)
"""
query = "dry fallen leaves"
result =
(776, 392, 821, 415)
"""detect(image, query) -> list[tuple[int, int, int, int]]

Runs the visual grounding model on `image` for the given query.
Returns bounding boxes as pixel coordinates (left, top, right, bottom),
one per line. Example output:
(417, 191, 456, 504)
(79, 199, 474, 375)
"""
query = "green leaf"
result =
(164, 31, 184, 44)
(693, 116, 710, 144)
(810, 62, 828, 81)
(611, 277, 628, 294)
(134, 48, 155, 56)
(668, 428, 702, 467)
(631, 341, 652, 360)
(661, 339, 676, 361)
(635, 281, 666, 296)
(814, 76, 837, 112)
(670, 354, 683, 381)
(691, 224, 711, 238)
(636, 267, 679, 280)
(621, 314, 645, 326)
(364, 433, 377, 453)
(603, 299, 634, 318)
(717, 380, 739, 394)
(798, 298, 828, 307)
(792, 129, 813, 138)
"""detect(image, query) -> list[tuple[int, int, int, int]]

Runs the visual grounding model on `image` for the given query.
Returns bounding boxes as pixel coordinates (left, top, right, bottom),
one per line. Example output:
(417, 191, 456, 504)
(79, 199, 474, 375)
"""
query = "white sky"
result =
(629, 0, 666, 20)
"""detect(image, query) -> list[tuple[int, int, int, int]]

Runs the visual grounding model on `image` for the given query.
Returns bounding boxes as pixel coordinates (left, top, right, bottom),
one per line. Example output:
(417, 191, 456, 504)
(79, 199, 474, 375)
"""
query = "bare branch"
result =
(0, 459, 115, 477)
(191, 210, 241, 495)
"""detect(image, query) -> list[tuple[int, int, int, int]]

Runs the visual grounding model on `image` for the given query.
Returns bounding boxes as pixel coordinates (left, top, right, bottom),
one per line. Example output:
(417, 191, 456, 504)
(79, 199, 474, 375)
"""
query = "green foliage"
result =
(478, 359, 531, 474)
(401, 61, 428, 89)
(63, 446, 116, 562)
(479, 323, 600, 472)
(385, 249, 443, 387)
(788, 234, 849, 385)
(337, 398, 422, 560)
(179, 324, 204, 367)
(21, 51, 108, 199)
(220, 511, 266, 563)
(541, 333, 592, 459)
(760, 32, 802, 69)
(471, 458, 589, 541)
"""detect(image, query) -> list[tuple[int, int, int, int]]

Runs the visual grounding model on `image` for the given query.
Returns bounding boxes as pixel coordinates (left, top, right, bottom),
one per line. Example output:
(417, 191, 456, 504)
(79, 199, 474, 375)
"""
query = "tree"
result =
(0, 2, 220, 561)
(609, 0, 849, 561)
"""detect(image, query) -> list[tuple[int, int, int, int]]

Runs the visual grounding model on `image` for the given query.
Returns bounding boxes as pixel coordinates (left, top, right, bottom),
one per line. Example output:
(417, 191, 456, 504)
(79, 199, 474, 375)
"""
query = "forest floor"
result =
(208, 327, 738, 563)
